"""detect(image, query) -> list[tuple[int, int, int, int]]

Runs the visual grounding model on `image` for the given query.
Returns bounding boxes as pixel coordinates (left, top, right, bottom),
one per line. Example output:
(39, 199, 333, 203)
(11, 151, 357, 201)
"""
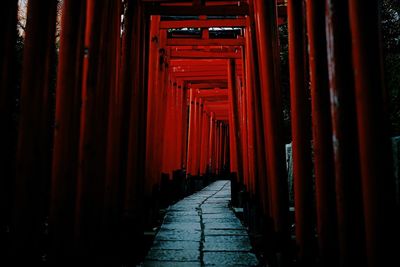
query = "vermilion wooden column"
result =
(227, 59, 243, 179)
(305, 0, 338, 265)
(75, 0, 119, 261)
(243, 20, 259, 196)
(200, 112, 210, 175)
(208, 112, 215, 173)
(102, 1, 123, 261)
(245, 14, 269, 211)
(175, 82, 184, 170)
(325, 0, 366, 265)
(49, 0, 87, 263)
(193, 97, 199, 175)
(215, 121, 220, 175)
(0, 2, 18, 256)
(145, 16, 163, 193)
(213, 117, 218, 174)
(254, 0, 289, 253)
(238, 72, 249, 187)
(14, 0, 57, 262)
(222, 124, 229, 171)
(348, 1, 397, 266)
(123, 1, 148, 263)
(219, 121, 224, 174)
(153, 34, 169, 186)
(180, 82, 188, 170)
(162, 80, 175, 175)
(287, 0, 314, 264)
(187, 89, 196, 175)
(196, 99, 204, 176)
(172, 82, 181, 171)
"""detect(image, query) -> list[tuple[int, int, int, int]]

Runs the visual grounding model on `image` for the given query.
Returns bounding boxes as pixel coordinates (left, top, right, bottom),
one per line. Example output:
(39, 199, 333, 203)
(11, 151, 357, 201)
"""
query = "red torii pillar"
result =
(180, 82, 188, 170)
(200, 111, 211, 175)
(239, 75, 250, 189)
(187, 89, 196, 176)
(0, 2, 18, 254)
(349, 1, 398, 266)
(75, 0, 120, 260)
(13, 0, 57, 261)
(305, 1, 339, 265)
(49, 0, 87, 262)
(215, 121, 221, 175)
(146, 18, 169, 194)
(208, 112, 215, 174)
(196, 99, 204, 176)
(244, 14, 269, 212)
(161, 80, 175, 176)
(123, 0, 148, 263)
(325, 0, 366, 265)
(287, 0, 314, 264)
(254, 0, 290, 256)
(102, 0, 123, 260)
(244, 17, 266, 198)
(227, 59, 243, 181)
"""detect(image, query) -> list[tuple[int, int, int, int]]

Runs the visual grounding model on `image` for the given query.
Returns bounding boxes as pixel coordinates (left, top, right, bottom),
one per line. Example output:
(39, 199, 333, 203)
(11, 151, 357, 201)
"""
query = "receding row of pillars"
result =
(1, 0, 149, 264)
(0, 0, 398, 266)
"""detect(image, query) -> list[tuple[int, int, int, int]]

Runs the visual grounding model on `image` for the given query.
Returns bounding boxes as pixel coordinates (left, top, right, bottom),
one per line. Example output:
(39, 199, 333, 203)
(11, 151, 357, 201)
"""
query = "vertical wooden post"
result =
(208, 112, 215, 174)
(180, 82, 188, 170)
(287, 0, 314, 264)
(254, 0, 290, 256)
(305, 0, 338, 265)
(75, 0, 118, 261)
(14, 0, 57, 262)
(187, 89, 195, 176)
(123, 0, 148, 263)
(348, 1, 397, 266)
(245, 13, 269, 214)
(102, 0, 123, 262)
(196, 99, 204, 176)
(0, 2, 18, 259)
(49, 0, 87, 263)
(325, 0, 366, 265)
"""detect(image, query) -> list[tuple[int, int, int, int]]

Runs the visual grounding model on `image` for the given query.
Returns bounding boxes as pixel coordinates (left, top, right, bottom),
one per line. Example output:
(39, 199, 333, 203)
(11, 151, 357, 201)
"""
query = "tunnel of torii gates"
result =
(0, 0, 399, 266)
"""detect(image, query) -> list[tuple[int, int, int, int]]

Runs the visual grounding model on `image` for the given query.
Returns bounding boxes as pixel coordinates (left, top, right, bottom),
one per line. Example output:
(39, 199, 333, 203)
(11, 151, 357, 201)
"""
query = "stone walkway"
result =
(143, 180, 259, 266)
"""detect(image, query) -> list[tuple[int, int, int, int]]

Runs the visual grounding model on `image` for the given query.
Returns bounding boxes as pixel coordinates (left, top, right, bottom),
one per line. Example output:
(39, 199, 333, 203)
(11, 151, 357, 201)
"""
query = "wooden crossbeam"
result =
(180, 76, 227, 81)
(171, 50, 241, 59)
(145, 3, 249, 16)
(173, 70, 227, 77)
(167, 38, 244, 46)
(160, 18, 246, 29)
(188, 82, 227, 88)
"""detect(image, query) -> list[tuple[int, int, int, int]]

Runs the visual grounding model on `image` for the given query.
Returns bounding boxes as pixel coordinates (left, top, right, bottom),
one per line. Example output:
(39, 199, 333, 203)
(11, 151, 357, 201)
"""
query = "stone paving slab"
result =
(143, 180, 259, 266)
(203, 235, 253, 251)
(203, 252, 259, 266)
(204, 229, 248, 236)
(143, 261, 201, 267)
(155, 229, 201, 242)
(151, 240, 200, 250)
(146, 249, 200, 261)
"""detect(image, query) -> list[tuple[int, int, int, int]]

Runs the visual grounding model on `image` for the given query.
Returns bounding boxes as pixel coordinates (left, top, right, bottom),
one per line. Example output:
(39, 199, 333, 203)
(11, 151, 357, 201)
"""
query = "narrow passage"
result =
(143, 180, 259, 266)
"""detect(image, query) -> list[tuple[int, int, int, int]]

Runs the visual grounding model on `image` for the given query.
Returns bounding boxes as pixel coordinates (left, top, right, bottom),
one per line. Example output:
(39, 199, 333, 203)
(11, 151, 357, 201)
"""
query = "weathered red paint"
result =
(49, 0, 87, 262)
(254, 0, 289, 254)
(305, 0, 338, 265)
(348, 1, 397, 266)
(14, 0, 57, 261)
(287, 0, 314, 264)
(325, 0, 366, 265)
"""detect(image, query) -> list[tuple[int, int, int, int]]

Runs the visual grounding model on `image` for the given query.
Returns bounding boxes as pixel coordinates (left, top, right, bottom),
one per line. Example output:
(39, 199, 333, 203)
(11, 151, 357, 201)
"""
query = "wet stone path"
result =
(143, 180, 259, 266)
